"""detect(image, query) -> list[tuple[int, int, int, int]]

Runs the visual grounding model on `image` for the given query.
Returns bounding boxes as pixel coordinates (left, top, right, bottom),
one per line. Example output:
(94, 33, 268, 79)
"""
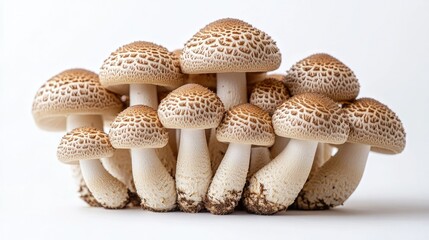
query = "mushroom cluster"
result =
(32, 18, 406, 214)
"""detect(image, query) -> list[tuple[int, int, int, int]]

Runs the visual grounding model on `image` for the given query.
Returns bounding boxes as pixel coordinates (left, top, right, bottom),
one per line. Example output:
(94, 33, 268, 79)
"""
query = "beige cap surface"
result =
(285, 53, 360, 101)
(344, 98, 406, 154)
(250, 78, 290, 115)
(181, 18, 281, 74)
(216, 104, 275, 146)
(272, 93, 349, 144)
(32, 69, 123, 131)
(57, 127, 115, 164)
(99, 41, 184, 95)
(109, 105, 168, 149)
(158, 84, 225, 129)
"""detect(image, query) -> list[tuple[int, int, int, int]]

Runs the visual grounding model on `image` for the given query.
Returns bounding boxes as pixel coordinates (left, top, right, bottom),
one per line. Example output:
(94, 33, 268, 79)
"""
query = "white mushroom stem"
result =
(245, 138, 318, 213)
(248, 147, 272, 179)
(270, 136, 290, 158)
(130, 148, 176, 211)
(216, 73, 247, 110)
(130, 83, 158, 108)
(308, 143, 332, 179)
(206, 143, 251, 213)
(66, 115, 128, 209)
(296, 143, 370, 210)
(176, 129, 212, 212)
(79, 159, 129, 208)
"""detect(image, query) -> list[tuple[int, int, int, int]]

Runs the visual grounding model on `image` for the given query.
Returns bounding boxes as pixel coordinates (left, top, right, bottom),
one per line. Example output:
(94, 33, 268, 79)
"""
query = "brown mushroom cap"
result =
(216, 104, 275, 146)
(272, 93, 349, 144)
(99, 41, 184, 95)
(57, 127, 115, 164)
(32, 69, 123, 131)
(285, 53, 360, 101)
(180, 18, 281, 74)
(343, 98, 406, 154)
(158, 83, 225, 129)
(250, 78, 290, 115)
(109, 105, 168, 149)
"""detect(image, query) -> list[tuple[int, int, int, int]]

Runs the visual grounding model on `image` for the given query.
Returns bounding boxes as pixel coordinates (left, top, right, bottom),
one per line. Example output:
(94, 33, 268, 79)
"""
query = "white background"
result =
(1, 0, 429, 239)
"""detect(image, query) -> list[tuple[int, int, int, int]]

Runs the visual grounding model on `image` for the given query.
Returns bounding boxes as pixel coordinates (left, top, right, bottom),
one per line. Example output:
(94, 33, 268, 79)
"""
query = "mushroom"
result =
(100, 41, 184, 175)
(244, 93, 349, 214)
(109, 105, 176, 211)
(296, 98, 406, 210)
(32, 68, 125, 207)
(158, 84, 225, 212)
(248, 77, 290, 177)
(205, 104, 274, 214)
(57, 127, 129, 209)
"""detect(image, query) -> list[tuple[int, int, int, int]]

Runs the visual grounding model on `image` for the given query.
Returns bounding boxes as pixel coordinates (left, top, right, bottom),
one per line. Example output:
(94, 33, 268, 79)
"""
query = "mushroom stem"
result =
(296, 142, 370, 210)
(248, 147, 272, 180)
(216, 72, 247, 110)
(206, 143, 251, 214)
(130, 83, 158, 108)
(244, 138, 318, 214)
(79, 159, 129, 209)
(270, 136, 290, 158)
(176, 129, 212, 212)
(130, 148, 176, 211)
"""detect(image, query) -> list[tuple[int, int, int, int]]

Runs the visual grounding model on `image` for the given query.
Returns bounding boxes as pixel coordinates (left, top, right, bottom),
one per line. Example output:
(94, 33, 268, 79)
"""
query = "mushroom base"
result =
(177, 188, 206, 213)
(205, 190, 242, 215)
(243, 183, 287, 215)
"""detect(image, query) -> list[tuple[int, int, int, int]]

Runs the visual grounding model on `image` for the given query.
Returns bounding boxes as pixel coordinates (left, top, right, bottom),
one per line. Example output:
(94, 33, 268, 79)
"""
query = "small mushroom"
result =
(205, 104, 274, 214)
(158, 84, 225, 212)
(244, 93, 349, 214)
(109, 105, 176, 212)
(296, 98, 406, 210)
(57, 127, 129, 209)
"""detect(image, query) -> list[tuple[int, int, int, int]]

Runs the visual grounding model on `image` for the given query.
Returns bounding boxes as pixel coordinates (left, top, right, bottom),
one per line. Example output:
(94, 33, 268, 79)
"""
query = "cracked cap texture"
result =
(181, 18, 281, 74)
(285, 53, 360, 101)
(99, 41, 184, 94)
(109, 105, 168, 149)
(57, 127, 114, 164)
(250, 78, 290, 115)
(272, 93, 349, 144)
(158, 84, 225, 129)
(216, 103, 275, 146)
(344, 98, 406, 154)
(32, 69, 123, 131)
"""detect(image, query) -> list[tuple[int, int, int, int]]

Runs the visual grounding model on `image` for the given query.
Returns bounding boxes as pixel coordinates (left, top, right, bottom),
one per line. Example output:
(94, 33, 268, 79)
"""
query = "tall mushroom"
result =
(244, 93, 350, 214)
(158, 84, 225, 212)
(205, 104, 274, 214)
(32, 68, 126, 207)
(296, 98, 406, 209)
(100, 41, 185, 175)
(109, 105, 176, 211)
(57, 127, 129, 209)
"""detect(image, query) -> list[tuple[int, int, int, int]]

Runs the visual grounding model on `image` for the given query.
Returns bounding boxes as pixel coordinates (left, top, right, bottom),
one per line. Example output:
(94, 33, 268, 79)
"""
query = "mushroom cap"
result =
(99, 41, 184, 95)
(109, 105, 168, 149)
(344, 98, 406, 154)
(216, 104, 275, 146)
(250, 78, 290, 115)
(57, 127, 114, 164)
(272, 93, 349, 144)
(32, 69, 123, 132)
(158, 83, 225, 129)
(285, 53, 360, 101)
(180, 18, 281, 74)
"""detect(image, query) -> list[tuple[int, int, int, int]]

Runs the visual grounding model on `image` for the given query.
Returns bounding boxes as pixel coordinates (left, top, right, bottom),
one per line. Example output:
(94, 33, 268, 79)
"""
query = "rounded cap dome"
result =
(158, 84, 225, 129)
(180, 18, 281, 74)
(109, 105, 168, 149)
(344, 98, 406, 154)
(272, 93, 349, 144)
(285, 53, 360, 101)
(32, 69, 123, 132)
(99, 41, 184, 95)
(57, 127, 114, 164)
(250, 78, 290, 115)
(216, 104, 275, 146)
